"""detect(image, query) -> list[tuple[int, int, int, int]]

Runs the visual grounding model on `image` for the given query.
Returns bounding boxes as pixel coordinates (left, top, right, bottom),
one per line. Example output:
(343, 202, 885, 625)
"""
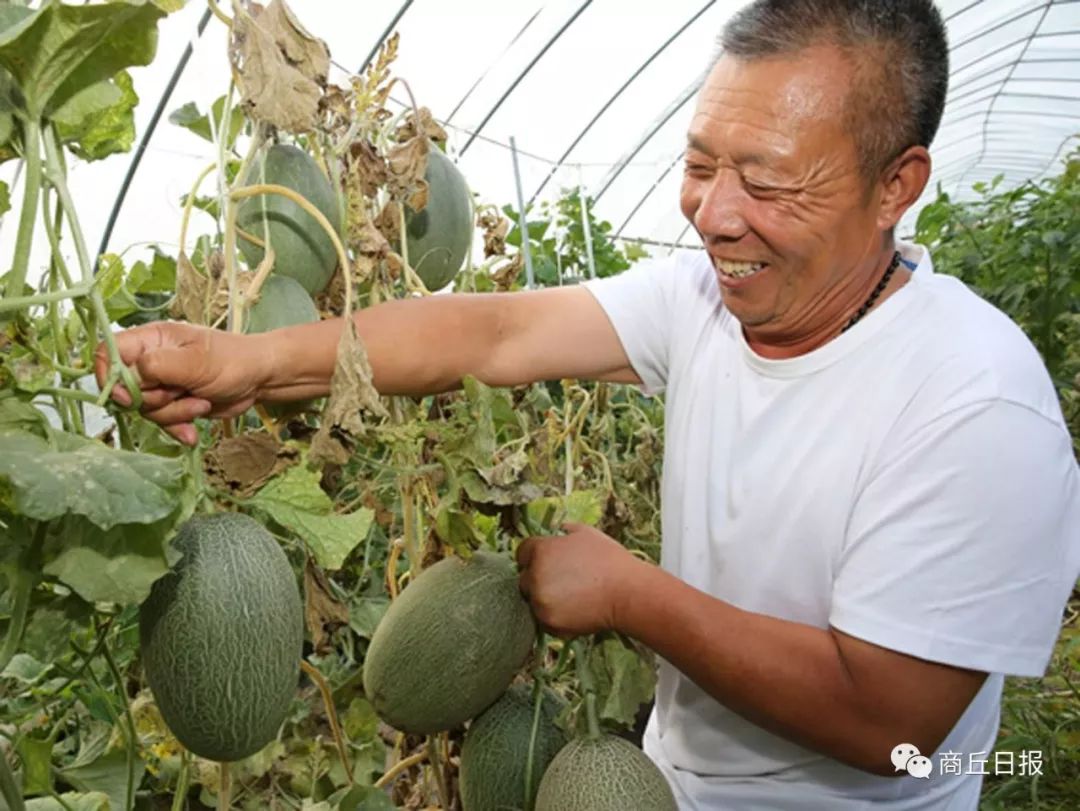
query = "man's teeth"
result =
(717, 260, 765, 278)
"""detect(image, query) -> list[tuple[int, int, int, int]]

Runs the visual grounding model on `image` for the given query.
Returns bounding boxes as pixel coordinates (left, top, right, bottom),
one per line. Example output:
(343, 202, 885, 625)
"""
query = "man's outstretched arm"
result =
(96, 286, 639, 443)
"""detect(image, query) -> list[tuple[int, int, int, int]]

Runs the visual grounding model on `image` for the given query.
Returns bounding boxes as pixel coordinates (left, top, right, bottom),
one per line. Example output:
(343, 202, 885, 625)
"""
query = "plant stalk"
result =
(100, 625, 138, 811)
(217, 762, 230, 811)
(0, 745, 25, 811)
(426, 736, 451, 811)
(299, 660, 354, 786)
(0, 569, 33, 675)
(6, 119, 42, 299)
(0, 283, 94, 314)
(170, 749, 191, 811)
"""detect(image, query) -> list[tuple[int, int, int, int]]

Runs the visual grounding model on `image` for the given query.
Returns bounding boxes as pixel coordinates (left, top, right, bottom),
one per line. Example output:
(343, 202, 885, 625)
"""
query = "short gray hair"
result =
(718, 0, 949, 176)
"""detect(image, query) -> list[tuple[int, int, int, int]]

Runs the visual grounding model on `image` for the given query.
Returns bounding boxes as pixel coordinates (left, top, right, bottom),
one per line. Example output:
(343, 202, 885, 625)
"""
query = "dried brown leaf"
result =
(395, 106, 447, 145)
(203, 432, 299, 497)
(386, 136, 429, 210)
(347, 138, 387, 198)
(230, 0, 329, 133)
(478, 208, 510, 257)
(169, 251, 209, 323)
(309, 320, 388, 467)
(304, 559, 349, 654)
(491, 253, 524, 291)
(375, 200, 402, 245)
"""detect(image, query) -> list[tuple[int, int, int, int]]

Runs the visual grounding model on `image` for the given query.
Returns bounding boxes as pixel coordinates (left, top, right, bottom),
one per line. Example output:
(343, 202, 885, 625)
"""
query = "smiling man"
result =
(98, 1, 1080, 809)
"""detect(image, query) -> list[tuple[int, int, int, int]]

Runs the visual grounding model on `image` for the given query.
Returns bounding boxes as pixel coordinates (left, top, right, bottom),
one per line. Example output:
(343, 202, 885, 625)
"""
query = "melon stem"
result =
(426, 735, 451, 810)
(217, 761, 230, 811)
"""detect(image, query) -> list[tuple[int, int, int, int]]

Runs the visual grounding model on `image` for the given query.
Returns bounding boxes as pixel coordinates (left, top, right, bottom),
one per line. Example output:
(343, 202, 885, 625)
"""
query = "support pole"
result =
(510, 136, 536, 289)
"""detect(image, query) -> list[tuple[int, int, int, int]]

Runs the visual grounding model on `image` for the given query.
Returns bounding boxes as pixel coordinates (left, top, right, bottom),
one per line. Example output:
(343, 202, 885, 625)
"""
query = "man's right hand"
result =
(95, 321, 272, 446)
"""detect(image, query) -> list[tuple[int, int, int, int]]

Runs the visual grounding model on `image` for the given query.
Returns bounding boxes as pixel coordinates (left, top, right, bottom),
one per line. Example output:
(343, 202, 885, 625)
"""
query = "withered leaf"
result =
(310, 319, 388, 467)
(374, 199, 402, 245)
(347, 139, 387, 198)
(491, 253, 524, 291)
(169, 251, 209, 323)
(203, 432, 299, 497)
(479, 208, 510, 257)
(386, 136, 429, 211)
(395, 106, 447, 145)
(230, 0, 329, 133)
(304, 559, 349, 654)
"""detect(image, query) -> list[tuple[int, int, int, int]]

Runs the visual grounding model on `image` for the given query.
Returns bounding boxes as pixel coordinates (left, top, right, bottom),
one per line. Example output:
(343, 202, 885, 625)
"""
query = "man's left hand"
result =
(515, 523, 645, 637)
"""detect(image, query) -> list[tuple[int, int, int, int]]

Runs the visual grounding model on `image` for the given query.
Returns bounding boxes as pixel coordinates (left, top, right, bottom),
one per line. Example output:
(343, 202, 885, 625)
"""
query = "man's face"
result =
(681, 46, 886, 341)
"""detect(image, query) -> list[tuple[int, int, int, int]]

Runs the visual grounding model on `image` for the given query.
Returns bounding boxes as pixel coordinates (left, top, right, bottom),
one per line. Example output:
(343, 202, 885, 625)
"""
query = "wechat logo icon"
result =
(891, 743, 934, 779)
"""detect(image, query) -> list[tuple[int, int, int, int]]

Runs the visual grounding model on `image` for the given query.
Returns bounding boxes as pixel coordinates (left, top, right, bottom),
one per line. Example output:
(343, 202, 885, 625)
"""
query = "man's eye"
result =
(684, 163, 711, 177)
(744, 180, 778, 196)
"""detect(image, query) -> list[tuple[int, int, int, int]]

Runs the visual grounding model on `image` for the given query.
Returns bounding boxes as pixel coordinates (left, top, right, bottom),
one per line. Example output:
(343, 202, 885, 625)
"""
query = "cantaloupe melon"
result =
(244, 274, 319, 334)
(362, 550, 536, 734)
(459, 683, 567, 811)
(534, 734, 678, 811)
(139, 513, 303, 762)
(238, 143, 340, 295)
(403, 142, 472, 292)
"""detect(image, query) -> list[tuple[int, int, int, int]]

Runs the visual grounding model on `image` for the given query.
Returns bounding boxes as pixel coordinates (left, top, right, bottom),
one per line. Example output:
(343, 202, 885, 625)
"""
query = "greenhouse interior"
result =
(0, 0, 1078, 809)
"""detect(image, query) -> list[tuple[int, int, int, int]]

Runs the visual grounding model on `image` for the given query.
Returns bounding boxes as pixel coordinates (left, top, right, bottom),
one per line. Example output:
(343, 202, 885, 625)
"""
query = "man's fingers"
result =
(137, 386, 187, 412)
(516, 537, 537, 569)
(163, 423, 200, 447)
(142, 397, 212, 427)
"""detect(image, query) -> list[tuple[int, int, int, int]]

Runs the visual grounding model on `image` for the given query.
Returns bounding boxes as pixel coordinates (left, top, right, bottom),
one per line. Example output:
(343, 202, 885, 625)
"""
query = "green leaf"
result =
(251, 464, 374, 570)
(331, 785, 397, 811)
(54, 70, 138, 161)
(61, 747, 145, 811)
(348, 596, 388, 639)
(0, 0, 165, 119)
(25, 794, 110, 811)
(16, 735, 54, 796)
(1, 652, 50, 683)
(168, 95, 244, 146)
(587, 632, 656, 730)
(525, 490, 604, 532)
(0, 430, 185, 529)
(41, 511, 179, 604)
(128, 249, 176, 294)
(0, 397, 50, 437)
(0, 179, 8, 217)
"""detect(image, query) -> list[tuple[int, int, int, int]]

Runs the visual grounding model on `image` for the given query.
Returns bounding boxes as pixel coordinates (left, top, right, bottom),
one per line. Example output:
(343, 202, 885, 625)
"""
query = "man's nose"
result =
(694, 172, 750, 241)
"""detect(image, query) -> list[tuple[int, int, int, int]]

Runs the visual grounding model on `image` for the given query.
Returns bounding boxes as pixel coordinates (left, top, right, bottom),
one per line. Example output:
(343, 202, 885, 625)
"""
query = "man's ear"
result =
(877, 146, 932, 232)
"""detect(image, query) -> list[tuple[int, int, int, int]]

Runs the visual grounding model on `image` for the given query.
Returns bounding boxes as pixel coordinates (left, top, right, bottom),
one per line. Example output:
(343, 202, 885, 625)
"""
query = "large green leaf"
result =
(41, 511, 180, 604)
(61, 747, 145, 811)
(0, 179, 8, 217)
(0, 429, 185, 529)
(251, 464, 374, 570)
(0, 0, 164, 119)
(587, 632, 657, 730)
(54, 70, 138, 161)
(17, 735, 53, 795)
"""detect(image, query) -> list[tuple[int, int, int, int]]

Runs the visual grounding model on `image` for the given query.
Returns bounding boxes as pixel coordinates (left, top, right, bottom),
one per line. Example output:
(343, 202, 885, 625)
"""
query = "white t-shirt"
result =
(582, 242, 1080, 810)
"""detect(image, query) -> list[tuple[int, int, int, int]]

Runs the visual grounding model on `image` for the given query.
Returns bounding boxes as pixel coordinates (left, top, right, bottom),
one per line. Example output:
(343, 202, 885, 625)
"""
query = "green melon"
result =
(139, 513, 303, 762)
(460, 683, 568, 811)
(535, 735, 678, 811)
(362, 550, 536, 734)
(238, 143, 340, 295)
(244, 275, 319, 334)
(404, 142, 473, 292)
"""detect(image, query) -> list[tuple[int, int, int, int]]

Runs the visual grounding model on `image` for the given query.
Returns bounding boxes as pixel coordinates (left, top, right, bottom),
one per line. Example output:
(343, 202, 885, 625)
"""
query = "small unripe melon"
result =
(535, 734, 678, 811)
(362, 550, 536, 734)
(459, 683, 568, 811)
(139, 512, 303, 762)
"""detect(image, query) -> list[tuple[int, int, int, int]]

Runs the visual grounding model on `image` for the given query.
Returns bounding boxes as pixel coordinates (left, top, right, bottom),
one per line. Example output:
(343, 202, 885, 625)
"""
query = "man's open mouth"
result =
(715, 259, 767, 279)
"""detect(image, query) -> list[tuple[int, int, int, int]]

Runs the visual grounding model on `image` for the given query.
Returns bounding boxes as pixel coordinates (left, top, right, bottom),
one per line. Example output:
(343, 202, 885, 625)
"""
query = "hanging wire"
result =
(529, 0, 716, 205)
(357, 0, 414, 74)
(446, 6, 543, 124)
(955, 3, 1054, 190)
(592, 73, 704, 204)
(96, 6, 213, 265)
(460, 0, 594, 157)
(614, 150, 684, 238)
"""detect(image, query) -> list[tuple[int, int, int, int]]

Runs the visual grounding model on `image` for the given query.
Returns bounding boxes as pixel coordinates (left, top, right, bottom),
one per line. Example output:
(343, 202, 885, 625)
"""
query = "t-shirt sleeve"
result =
(830, 399, 1080, 677)
(581, 255, 684, 395)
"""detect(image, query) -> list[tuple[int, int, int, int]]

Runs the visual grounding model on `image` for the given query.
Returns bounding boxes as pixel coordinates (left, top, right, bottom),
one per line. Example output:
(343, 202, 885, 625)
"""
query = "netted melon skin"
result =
(535, 735, 679, 811)
(139, 513, 303, 762)
(404, 143, 473, 292)
(362, 551, 537, 734)
(459, 683, 568, 811)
